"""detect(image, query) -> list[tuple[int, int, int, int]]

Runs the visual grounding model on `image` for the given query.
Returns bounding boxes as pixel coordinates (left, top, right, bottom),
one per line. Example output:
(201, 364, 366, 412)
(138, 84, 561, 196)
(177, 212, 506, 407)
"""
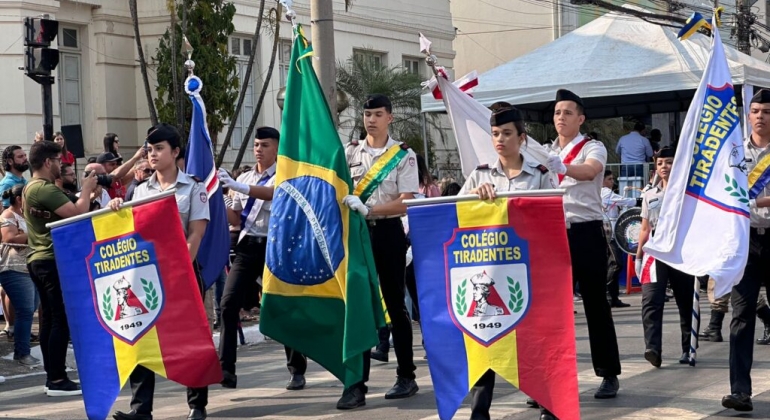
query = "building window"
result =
(229, 36, 253, 58)
(354, 49, 386, 68)
(62, 28, 78, 49)
(403, 56, 422, 76)
(278, 39, 292, 87)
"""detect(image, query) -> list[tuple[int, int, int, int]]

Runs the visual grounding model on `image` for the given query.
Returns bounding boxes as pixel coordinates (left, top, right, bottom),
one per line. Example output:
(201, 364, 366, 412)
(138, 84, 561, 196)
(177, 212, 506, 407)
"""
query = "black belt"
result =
(243, 235, 267, 244)
(367, 218, 402, 228)
(566, 220, 603, 231)
(751, 227, 768, 236)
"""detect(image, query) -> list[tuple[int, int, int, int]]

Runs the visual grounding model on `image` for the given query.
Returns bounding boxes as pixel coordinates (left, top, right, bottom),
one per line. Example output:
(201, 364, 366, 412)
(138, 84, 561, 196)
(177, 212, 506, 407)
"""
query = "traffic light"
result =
(23, 17, 59, 78)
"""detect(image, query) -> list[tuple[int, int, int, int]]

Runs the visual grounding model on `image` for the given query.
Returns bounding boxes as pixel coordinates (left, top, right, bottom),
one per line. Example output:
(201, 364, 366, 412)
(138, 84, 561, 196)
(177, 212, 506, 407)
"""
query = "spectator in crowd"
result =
(96, 147, 145, 200)
(0, 146, 29, 208)
(34, 132, 43, 143)
(441, 182, 461, 197)
(416, 155, 440, 198)
(0, 184, 39, 366)
(125, 159, 153, 202)
(53, 132, 75, 165)
(649, 129, 662, 153)
(103, 133, 120, 157)
(79, 163, 112, 210)
(616, 122, 653, 177)
(54, 164, 78, 203)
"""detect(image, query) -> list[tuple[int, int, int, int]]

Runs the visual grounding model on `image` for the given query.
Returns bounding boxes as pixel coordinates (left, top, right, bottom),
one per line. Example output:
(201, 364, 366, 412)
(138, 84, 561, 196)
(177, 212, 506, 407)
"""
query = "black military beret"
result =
(555, 89, 584, 108)
(490, 106, 523, 127)
(489, 101, 513, 112)
(363, 94, 392, 111)
(751, 89, 770, 104)
(146, 123, 181, 145)
(256, 126, 280, 141)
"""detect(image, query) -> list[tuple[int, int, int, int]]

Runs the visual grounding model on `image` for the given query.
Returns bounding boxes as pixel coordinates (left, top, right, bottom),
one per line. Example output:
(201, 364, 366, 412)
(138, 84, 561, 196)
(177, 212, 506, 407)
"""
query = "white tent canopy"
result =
(422, 8, 770, 121)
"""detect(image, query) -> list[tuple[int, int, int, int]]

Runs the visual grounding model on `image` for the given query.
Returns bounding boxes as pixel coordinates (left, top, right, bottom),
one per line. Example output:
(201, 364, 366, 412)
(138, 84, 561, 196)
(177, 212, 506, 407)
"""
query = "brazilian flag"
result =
(260, 26, 385, 387)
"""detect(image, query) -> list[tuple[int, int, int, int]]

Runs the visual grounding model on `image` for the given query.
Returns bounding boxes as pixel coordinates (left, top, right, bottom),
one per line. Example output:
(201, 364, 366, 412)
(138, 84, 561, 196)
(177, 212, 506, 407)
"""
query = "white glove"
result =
(218, 168, 250, 195)
(545, 155, 567, 175)
(343, 195, 369, 217)
(635, 258, 643, 277)
(750, 199, 757, 209)
(406, 246, 413, 266)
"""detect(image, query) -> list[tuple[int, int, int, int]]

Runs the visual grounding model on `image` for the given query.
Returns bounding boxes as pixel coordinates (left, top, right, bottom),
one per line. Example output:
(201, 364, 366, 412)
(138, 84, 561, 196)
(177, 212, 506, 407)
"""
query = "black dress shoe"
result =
(286, 374, 306, 390)
(679, 352, 690, 364)
(594, 376, 619, 399)
(610, 299, 631, 308)
(113, 410, 153, 420)
(540, 408, 557, 420)
(221, 370, 237, 389)
(525, 397, 540, 408)
(384, 377, 419, 399)
(336, 385, 366, 409)
(721, 393, 753, 411)
(644, 349, 662, 368)
(370, 349, 388, 362)
(187, 408, 206, 420)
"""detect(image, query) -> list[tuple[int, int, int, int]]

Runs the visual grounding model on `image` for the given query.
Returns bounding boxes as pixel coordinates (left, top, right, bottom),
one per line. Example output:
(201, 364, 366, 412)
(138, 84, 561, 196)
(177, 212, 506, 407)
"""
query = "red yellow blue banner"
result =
(51, 193, 222, 420)
(407, 194, 579, 420)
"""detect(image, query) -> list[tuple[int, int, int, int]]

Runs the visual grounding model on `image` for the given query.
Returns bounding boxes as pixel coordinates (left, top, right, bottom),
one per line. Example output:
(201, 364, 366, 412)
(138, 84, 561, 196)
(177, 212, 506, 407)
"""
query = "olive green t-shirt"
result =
(23, 178, 71, 262)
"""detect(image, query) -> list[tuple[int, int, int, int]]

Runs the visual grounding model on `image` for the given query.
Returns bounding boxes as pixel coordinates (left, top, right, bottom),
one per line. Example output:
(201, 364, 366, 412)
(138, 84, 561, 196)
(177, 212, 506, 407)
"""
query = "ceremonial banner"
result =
(435, 73, 555, 183)
(50, 193, 222, 420)
(260, 26, 385, 387)
(644, 22, 750, 298)
(407, 193, 579, 420)
(184, 75, 230, 289)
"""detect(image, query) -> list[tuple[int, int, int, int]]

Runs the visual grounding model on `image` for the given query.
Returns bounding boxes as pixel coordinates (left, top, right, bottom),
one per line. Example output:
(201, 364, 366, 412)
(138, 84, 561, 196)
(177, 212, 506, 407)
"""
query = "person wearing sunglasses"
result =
(125, 159, 154, 201)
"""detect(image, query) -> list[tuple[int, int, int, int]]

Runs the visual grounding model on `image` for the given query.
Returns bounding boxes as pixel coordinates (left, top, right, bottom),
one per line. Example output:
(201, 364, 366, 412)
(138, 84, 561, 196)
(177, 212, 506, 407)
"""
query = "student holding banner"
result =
(722, 89, 770, 412)
(460, 105, 558, 420)
(340, 94, 419, 409)
(543, 89, 622, 399)
(108, 123, 211, 420)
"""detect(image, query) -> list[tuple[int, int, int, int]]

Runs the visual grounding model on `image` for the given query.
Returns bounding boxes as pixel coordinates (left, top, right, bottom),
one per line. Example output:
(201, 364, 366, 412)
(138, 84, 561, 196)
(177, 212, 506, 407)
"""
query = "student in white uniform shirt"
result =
(461, 104, 557, 420)
(543, 89, 621, 400)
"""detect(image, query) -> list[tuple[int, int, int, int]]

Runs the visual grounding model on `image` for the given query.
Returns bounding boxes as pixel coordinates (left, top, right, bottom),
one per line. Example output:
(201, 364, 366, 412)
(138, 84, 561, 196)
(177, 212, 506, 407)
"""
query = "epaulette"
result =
(191, 175, 203, 183)
(476, 164, 490, 170)
(400, 143, 410, 151)
(536, 164, 549, 174)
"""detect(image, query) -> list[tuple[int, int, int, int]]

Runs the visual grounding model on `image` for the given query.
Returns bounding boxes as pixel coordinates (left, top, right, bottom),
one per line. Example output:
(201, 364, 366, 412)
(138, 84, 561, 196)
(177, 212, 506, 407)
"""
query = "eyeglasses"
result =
(141, 168, 155, 175)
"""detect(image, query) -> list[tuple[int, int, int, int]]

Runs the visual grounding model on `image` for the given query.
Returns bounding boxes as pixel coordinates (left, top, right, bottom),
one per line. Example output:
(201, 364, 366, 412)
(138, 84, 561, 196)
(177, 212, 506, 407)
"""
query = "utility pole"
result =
(311, 0, 338, 124)
(735, 0, 752, 55)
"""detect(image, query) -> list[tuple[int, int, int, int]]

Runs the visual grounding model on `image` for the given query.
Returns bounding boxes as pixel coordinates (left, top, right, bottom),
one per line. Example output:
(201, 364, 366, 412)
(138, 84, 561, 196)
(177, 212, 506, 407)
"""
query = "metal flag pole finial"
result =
(182, 34, 195, 75)
(280, 0, 298, 29)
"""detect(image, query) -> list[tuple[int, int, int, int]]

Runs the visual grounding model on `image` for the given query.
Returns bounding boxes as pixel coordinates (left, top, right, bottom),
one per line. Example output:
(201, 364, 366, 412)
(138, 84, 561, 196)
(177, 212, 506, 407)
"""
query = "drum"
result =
(613, 207, 643, 255)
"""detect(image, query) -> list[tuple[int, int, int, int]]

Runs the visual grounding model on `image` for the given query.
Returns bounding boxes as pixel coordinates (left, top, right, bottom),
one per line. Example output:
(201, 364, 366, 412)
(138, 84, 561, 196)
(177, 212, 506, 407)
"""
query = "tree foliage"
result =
(153, 0, 238, 145)
(336, 54, 440, 160)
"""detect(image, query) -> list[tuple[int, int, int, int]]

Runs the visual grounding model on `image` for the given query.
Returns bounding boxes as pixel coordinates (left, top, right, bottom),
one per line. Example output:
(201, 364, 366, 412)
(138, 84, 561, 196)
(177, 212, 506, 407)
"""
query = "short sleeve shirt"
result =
(133, 170, 210, 236)
(459, 155, 554, 195)
(230, 164, 277, 238)
(745, 137, 770, 228)
(0, 172, 27, 208)
(546, 134, 607, 224)
(22, 178, 72, 262)
(345, 137, 419, 216)
(641, 185, 665, 231)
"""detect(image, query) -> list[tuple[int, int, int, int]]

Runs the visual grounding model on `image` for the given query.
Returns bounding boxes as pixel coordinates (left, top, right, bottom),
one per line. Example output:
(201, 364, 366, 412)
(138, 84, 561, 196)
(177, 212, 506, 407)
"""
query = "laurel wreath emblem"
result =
(141, 278, 159, 310)
(507, 276, 524, 313)
(455, 278, 468, 316)
(101, 289, 114, 320)
(724, 174, 750, 205)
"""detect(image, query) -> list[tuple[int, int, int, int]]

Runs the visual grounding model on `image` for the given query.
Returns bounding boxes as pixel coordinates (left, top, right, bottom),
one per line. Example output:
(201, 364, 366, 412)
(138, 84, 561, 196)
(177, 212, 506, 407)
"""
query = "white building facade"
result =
(0, 0, 455, 168)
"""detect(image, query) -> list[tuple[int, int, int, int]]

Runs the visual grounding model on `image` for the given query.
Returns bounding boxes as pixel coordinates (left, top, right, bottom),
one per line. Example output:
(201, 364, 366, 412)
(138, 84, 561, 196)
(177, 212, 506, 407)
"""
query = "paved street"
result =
(3, 292, 770, 419)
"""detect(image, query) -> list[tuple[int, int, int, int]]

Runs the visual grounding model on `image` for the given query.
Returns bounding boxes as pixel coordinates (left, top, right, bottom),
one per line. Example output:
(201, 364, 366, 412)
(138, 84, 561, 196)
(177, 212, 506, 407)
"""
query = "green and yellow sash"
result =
(353, 143, 409, 203)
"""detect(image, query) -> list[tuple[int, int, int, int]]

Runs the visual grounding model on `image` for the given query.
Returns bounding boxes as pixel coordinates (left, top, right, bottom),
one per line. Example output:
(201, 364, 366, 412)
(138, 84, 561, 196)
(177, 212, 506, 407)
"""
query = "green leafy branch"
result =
(102, 289, 114, 320)
(456, 279, 468, 315)
(141, 278, 159, 310)
(724, 174, 750, 205)
(508, 276, 524, 313)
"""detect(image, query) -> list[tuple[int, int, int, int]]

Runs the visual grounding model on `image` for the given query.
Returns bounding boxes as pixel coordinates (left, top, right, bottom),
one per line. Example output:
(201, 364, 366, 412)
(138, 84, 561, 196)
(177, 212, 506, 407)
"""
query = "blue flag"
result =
(183, 75, 230, 289)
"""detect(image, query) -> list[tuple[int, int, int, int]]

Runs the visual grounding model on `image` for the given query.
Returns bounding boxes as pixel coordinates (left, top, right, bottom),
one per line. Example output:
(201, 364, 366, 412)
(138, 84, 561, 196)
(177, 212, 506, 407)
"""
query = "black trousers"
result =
(729, 228, 770, 395)
(606, 239, 625, 301)
(568, 221, 621, 377)
(356, 218, 415, 386)
(219, 235, 266, 374)
(641, 260, 695, 355)
(405, 261, 420, 322)
(285, 346, 307, 375)
(129, 261, 208, 413)
(470, 370, 495, 420)
(28, 259, 70, 382)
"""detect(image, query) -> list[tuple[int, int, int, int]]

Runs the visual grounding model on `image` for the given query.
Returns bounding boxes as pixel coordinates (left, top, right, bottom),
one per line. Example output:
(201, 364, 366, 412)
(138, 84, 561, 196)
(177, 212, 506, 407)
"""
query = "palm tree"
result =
(129, 0, 158, 126)
(337, 54, 440, 157)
